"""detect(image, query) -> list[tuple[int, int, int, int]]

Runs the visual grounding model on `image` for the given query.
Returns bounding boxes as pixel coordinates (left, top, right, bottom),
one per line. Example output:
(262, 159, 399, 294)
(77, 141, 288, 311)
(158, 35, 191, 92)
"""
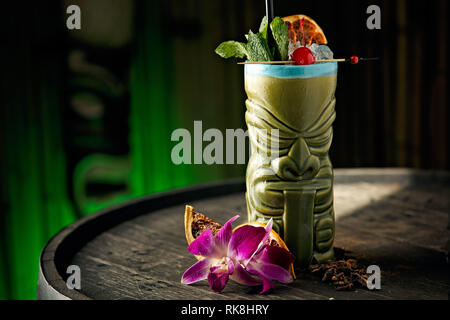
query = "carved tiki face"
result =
(244, 64, 337, 265)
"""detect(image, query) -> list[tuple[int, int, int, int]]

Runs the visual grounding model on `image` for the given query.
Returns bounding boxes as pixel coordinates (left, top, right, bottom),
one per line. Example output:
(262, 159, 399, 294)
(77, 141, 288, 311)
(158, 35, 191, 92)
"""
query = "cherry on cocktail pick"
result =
(345, 56, 379, 64)
(291, 47, 316, 65)
(350, 55, 359, 64)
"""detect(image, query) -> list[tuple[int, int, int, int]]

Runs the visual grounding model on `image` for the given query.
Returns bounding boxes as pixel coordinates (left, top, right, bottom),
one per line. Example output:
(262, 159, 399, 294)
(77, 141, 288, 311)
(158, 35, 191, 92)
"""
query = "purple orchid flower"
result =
(181, 215, 295, 293)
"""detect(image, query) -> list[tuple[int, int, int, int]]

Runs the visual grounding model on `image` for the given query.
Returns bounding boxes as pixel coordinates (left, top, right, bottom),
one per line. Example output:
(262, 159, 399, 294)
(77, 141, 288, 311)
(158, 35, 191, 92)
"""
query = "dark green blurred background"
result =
(0, 0, 448, 299)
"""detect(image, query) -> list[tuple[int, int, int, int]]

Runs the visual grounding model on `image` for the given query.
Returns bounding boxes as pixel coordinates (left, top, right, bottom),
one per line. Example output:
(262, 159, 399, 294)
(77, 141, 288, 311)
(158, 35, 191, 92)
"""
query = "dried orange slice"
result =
(184, 205, 295, 278)
(282, 14, 327, 45)
(184, 205, 222, 245)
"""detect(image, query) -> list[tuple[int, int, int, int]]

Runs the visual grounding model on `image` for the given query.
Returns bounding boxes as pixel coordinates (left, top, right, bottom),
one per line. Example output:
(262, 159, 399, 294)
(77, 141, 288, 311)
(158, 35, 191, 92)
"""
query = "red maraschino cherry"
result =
(350, 55, 359, 64)
(292, 47, 316, 65)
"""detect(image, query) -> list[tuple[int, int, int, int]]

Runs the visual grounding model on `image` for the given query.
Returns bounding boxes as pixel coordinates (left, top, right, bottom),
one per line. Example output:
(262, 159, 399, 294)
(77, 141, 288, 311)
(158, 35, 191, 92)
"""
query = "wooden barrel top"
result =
(37, 168, 450, 300)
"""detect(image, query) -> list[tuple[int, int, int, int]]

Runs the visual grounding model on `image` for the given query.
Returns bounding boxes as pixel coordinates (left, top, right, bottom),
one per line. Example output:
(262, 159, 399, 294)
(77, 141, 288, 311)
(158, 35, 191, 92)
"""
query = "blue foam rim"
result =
(244, 62, 337, 79)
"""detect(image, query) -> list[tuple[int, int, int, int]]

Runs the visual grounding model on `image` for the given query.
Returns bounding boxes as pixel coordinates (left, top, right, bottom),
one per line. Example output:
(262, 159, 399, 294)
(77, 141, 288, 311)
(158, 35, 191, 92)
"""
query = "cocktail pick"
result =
(315, 56, 379, 64)
(237, 56, 379, 65)
(345, 56, 379, 64)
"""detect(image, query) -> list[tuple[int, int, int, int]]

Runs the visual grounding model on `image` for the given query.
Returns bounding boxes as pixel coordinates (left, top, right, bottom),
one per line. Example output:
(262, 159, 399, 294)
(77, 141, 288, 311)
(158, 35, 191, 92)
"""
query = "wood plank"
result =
(334, 220, 448, 299)
(72, 182, 448, 299)
(74, 226, 393, 299)
(72, 254, 225, 300)
(39, 170, 450, 300)
(336, 194, 448, 252)
(73, 250, 328, 300)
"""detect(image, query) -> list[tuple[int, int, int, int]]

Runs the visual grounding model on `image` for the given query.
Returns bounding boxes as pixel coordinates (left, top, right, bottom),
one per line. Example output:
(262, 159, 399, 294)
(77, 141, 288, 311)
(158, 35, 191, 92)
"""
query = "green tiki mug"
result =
(244, 62, 337, 267)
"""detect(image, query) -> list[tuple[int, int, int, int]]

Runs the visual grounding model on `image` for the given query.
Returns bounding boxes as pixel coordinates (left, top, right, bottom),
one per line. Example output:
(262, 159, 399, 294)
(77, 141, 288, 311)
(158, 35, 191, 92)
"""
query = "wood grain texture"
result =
(39, 169, 450, 300)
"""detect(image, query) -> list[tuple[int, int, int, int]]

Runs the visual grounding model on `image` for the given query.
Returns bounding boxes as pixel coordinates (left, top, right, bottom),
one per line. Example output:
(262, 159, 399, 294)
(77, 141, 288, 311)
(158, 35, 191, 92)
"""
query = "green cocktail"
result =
(244, 62, 337, 267)
(215, 13, 337, 268)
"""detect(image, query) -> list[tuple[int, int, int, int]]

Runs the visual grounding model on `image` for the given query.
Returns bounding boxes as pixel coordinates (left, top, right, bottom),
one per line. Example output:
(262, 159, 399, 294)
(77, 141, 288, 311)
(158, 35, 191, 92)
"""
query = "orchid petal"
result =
(226, 257, 235, 275)
(209, 265, 221, 273)
(215, 215, 239, 251)
(230, 262, 262, 286)
(258, 244, 295, 270)
(229, 225, 267, 261)
(181, 258, 212, 284)
(244, 218, 274, 266)
(243, 266, 275, 293)
(261, 218, 273, 245)
(208, 268, 229, 293)
(187, 228, 213, 257)
(258, 274, 275, 294)
(247, 261, 293, 283)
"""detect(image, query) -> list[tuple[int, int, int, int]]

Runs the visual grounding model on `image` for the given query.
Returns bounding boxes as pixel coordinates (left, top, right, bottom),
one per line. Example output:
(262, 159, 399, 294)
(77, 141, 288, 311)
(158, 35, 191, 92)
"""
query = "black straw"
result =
(265, 0, 274, 22)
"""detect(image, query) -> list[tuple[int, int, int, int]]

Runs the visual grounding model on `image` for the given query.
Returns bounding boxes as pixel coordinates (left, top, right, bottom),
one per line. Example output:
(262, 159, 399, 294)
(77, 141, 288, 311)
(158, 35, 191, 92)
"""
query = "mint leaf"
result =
(259, 16, 268, 40)
(247, 30, 273, 61)
(215, 16, 288, 62)
(215, 41, 248, 59)
(270, 17, 289, 61)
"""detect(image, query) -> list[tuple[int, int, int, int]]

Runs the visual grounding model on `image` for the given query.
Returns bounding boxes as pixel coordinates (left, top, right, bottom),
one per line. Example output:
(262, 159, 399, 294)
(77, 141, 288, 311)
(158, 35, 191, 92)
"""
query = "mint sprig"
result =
(215, 41, 248, 59)
(215, 16, 289, 62)
(259, 16, 269, 40)
(270, 17, 289, 61)
(247, 30, 273, 61)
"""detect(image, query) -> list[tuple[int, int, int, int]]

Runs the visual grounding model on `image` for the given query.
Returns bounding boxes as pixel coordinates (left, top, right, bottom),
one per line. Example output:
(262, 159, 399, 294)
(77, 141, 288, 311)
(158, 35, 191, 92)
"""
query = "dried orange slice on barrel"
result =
(184, 205, 295, 278)
(184, 205, 223, 245)
(282, 14, 327, 45)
